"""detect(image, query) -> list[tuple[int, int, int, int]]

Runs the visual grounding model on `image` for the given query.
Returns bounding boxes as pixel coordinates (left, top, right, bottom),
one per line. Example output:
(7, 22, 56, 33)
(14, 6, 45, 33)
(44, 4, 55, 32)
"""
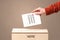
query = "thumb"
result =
(33, 12, 42, 16)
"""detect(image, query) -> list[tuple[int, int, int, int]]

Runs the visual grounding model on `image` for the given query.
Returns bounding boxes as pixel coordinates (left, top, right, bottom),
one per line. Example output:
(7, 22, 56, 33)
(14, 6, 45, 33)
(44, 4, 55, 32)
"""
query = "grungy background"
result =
(0, 0, 60, 40)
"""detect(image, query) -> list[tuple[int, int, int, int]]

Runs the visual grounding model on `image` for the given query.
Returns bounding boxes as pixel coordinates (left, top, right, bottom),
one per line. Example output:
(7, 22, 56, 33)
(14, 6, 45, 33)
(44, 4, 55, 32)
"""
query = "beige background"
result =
(0, 0, 60, 40)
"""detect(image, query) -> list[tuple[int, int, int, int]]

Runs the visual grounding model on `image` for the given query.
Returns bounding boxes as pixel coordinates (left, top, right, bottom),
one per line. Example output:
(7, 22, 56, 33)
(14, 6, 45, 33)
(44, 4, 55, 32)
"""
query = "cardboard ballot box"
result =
(12, 28, 48, 40)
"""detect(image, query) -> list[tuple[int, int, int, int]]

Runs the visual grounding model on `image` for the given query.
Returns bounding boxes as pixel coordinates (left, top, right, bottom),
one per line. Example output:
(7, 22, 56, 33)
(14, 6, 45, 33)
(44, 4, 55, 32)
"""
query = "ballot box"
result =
(12, 28, 48, 40)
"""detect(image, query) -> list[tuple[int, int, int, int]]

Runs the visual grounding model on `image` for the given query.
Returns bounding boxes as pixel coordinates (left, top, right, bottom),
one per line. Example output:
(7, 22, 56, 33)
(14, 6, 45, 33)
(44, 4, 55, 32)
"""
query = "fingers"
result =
(32, 9, 41, 15)
(33, 10, 40, 12)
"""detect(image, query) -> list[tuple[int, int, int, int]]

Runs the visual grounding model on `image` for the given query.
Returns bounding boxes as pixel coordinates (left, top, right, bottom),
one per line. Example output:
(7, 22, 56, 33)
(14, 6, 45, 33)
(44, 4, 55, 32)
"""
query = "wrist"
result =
(42, 8, 46, 14)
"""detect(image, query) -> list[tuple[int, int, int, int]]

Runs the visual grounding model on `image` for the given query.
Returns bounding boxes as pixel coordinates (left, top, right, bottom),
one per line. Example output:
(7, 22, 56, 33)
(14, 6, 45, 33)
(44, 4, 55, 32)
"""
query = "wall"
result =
(0, 0, 60, 40)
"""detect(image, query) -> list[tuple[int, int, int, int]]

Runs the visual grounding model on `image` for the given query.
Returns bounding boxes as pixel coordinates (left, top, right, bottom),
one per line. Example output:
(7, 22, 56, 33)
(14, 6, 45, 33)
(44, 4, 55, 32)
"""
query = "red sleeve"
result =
(45, 1, 60, 15)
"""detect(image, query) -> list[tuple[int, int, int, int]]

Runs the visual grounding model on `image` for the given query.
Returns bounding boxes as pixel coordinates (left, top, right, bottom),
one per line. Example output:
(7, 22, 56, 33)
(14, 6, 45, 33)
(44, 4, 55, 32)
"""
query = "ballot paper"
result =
(22, 13, 41, 27)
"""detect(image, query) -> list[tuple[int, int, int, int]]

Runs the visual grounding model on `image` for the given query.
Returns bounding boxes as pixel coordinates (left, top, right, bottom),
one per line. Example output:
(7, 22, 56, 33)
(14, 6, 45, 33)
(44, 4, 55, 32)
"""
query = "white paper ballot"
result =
(22, 13, 41, 27)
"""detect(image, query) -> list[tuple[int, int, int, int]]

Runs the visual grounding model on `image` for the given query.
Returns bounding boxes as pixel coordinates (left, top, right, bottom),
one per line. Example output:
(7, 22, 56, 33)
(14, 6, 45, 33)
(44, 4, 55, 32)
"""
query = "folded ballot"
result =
(22, 13, 42, 27)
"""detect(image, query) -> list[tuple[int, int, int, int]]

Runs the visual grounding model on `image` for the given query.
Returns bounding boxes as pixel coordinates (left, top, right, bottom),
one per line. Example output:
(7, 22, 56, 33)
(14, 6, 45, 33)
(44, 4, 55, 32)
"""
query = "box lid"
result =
(12, 28, 48, 34)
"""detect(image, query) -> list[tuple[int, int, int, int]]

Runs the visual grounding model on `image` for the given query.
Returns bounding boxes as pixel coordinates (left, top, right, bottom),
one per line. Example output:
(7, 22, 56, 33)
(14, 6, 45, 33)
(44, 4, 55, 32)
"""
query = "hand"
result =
(32, 7, 46, 15)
